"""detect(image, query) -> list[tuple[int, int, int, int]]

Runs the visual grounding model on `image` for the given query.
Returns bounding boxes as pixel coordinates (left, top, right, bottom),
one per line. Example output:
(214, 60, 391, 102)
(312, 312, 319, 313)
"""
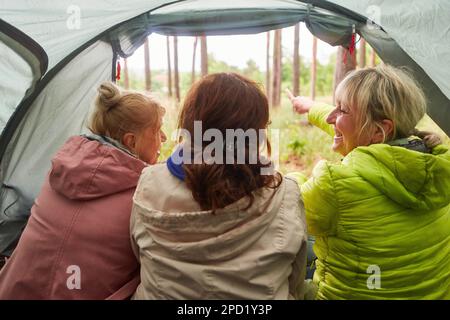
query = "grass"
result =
(157, 95, 449, 177)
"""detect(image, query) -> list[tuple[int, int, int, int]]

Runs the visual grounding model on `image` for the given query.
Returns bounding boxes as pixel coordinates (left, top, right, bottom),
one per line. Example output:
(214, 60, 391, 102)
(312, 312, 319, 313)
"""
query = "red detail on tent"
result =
(349, 32, 356, 56)
(116, 60, 121, 80)
(343, 24, 356, 64)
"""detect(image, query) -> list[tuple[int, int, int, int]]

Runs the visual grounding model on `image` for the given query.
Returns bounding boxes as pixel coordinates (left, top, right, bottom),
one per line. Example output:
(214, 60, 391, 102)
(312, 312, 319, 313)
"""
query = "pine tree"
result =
(123, 58, 129, 89)
(271, 29, 282, 107)
(266, 31, 271, 101)
(174, 36, 180, 102)
(191, 37, 198, 84)
(333, 46, 356, 102)
(359, 38, 366, 68)
(200, 35, 208, 76)
(371, 46, 377, 67)
(166, 36, 172, 97)
(293, 23, 300, 96)
(311, 36, 318, 100)
(144, 37, 151, 91)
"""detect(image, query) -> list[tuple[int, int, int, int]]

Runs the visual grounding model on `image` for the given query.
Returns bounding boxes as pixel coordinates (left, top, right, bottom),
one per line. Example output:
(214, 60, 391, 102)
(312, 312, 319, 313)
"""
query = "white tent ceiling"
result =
(328, 0, 450, 101)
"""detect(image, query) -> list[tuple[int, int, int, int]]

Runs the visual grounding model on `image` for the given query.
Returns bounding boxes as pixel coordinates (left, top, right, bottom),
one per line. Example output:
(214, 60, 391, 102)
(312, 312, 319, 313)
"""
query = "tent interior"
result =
(1, 0, 449, 256)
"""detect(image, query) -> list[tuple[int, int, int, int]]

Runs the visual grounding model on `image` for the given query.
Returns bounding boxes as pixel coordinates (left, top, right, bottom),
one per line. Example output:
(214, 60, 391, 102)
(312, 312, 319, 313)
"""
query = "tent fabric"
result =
(110, 1, 354, 59)
(326, 0, 450, 138)
(0, 41, 33, 134)
(328, 0, 450, 101)
(303, 5, 355, 47)
(0, 0, 171, 71)
(1, 0, 450, 257)
(360, 24, 450, 138)
(148, 0, 310, 36)
(110, 14, 152, 58)
(0, 20, 47, 135)
(147, 0, 355, 47)
(0, 40, 113, 256)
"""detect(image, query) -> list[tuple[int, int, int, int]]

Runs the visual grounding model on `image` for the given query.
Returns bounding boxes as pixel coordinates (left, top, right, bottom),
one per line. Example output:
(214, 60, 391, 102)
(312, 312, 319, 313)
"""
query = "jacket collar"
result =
(81, 133, 136, 157)
(387, 136, 430, 153)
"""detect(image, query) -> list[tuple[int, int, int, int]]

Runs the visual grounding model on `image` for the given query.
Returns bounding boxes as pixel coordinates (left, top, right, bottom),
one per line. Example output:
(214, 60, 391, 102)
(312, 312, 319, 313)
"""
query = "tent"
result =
(1, 0, 449, 257)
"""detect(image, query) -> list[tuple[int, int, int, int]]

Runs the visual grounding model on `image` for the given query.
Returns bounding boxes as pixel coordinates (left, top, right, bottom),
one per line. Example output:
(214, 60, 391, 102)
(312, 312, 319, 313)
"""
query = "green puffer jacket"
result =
(300, 104, 450, 300)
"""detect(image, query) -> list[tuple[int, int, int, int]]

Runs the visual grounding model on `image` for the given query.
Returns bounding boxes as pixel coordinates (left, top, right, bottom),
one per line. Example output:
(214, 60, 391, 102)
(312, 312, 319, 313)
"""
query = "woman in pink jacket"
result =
(0, 82, 166, 299)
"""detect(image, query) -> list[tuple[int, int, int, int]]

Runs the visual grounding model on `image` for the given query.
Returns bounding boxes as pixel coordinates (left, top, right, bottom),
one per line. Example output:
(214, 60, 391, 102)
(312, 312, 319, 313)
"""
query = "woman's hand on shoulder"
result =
(411, 128, 442, 149)
(422, 133, 442, 149)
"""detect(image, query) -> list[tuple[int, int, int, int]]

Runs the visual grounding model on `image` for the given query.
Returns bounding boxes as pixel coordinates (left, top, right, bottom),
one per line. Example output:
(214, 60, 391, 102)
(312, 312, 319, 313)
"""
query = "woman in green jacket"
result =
(288, 64, 450, 299)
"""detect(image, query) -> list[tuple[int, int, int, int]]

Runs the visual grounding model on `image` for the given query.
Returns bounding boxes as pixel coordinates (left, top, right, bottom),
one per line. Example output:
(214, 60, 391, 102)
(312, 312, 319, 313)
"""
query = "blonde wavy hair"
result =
(335, 64, 427, 142)
(88, 82, 165, 144)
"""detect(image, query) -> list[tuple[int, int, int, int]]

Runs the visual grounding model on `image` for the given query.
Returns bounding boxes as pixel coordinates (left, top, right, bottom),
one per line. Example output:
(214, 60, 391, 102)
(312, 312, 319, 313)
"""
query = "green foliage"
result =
(288, 138, 307, 156)
(208, 53, 240, 74)
(180, 72, 194, 96)
(243, 59, 264, 84)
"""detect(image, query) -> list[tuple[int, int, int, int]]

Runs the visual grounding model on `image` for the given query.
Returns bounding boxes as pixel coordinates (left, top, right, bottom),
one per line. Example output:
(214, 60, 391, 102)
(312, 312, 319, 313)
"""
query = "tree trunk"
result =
(200, 35, 208, 77)
(293, 23, 300, 96)
(123, 58, 130, 89)
(266, 31, 271, 101)
(271, 29, 282, 107)
(311, 36, 317, 100)
(166, 36, 172, 97)
(371, 46, 377, 67)
(358, 38, 366, 68)
(173, 36, 180, 102)
(333, 46, 356, 102)
(144, 37, 151, 91)
(191, 37, 198, 84)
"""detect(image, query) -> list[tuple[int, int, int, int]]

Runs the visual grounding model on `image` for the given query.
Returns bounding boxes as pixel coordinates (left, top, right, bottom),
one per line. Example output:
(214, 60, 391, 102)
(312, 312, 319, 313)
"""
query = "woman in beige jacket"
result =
(131, 73, 308, 299)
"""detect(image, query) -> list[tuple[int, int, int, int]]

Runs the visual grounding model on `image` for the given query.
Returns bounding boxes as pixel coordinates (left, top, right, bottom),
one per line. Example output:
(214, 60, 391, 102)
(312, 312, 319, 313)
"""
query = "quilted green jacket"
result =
(299, 104, 450, 300)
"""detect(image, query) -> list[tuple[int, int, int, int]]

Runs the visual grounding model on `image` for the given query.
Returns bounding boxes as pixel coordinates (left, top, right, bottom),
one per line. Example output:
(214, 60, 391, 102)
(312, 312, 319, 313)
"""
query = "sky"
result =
(125, 23, 337, 73)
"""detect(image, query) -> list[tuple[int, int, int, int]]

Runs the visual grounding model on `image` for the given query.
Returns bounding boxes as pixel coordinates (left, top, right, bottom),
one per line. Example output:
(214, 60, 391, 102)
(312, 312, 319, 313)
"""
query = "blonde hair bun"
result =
(97, 82, 121, 111)
(89, 82, 165, 144)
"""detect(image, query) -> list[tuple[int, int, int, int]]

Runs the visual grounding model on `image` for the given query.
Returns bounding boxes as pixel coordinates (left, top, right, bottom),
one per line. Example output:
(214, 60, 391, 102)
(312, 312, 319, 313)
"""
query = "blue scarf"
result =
(166, 146, 185, 181)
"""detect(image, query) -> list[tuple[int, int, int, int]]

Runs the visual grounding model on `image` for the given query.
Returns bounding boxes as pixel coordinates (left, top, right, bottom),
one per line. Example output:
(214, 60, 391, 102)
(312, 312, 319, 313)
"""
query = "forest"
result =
(117, 26, 449, 175)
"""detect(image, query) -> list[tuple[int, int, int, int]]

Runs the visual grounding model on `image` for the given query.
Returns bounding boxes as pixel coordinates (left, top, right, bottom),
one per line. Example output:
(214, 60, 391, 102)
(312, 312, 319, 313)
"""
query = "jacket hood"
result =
(49, 135, 146, 200)
(346, 144, 450, 210)
(133, 167, 293, 262)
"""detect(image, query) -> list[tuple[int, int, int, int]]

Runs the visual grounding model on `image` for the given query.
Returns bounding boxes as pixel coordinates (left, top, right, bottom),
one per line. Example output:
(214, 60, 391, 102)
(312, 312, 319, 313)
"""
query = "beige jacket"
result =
(130, 164, 307, 299)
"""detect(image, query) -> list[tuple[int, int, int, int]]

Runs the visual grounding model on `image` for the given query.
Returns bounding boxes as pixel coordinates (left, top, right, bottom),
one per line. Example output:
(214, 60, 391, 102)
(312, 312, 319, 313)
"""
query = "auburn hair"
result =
(178, 73, 282, 211)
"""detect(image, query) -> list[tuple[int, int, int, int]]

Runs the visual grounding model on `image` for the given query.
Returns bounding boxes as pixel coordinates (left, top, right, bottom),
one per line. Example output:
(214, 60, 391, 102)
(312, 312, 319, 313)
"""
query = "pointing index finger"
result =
(285, 88, 295, 100)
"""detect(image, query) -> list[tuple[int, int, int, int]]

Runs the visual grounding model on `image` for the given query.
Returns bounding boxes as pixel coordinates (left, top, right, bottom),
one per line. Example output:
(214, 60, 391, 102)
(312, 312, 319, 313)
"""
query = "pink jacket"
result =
(0, 135, 146, 299)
